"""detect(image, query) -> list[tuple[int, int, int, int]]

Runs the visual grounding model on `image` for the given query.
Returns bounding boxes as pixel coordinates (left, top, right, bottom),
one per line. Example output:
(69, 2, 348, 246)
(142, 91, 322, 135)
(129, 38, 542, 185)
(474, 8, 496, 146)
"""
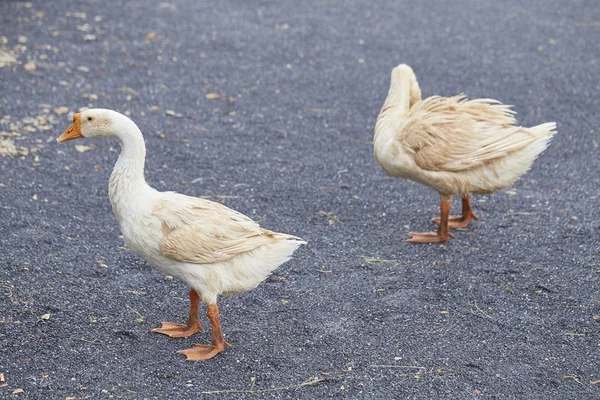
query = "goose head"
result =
(390, 64, 415, 85)
(388, 64, 421, 108)
(57, 109, 135, 143)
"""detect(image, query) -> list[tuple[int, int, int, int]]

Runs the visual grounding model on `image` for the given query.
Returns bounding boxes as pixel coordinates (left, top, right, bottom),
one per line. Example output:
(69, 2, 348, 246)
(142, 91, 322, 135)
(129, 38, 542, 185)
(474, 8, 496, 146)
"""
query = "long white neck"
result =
(374, 65, 421, 139)
(108, 122, 151, 207)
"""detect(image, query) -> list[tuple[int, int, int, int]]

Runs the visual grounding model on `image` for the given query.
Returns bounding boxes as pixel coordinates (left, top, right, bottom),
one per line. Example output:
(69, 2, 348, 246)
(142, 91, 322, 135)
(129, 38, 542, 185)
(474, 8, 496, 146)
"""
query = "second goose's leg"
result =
(432, 194, 479, 228)
(408, 197, 455, 243)
(153, 288, 205, 338)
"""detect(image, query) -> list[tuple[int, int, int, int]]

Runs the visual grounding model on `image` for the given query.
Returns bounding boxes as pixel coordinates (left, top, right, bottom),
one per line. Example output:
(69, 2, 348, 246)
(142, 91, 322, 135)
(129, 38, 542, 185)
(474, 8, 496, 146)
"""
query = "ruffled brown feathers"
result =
(396, 94, 550, 172)
(156, 194, 300, 264)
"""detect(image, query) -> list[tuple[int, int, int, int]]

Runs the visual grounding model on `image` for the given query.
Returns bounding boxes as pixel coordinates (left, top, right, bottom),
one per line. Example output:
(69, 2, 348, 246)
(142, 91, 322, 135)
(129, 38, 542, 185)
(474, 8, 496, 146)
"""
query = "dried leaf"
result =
(74, 145, 93, 153)
(54, 106, 69, 115)
(83, 93, 98, 101)
(119, 87, 139, 96)
(12, 388, 24, 394)
(0, 50, 18, 68)
(76, 24, 91, 32)
(165, 110, 182, 117)
(66, 11, 87, 20)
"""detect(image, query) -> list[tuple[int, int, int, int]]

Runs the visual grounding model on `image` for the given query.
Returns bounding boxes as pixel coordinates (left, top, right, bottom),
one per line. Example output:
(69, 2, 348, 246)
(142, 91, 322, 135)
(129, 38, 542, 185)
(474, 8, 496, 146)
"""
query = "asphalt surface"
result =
(1, 0, 599, 398)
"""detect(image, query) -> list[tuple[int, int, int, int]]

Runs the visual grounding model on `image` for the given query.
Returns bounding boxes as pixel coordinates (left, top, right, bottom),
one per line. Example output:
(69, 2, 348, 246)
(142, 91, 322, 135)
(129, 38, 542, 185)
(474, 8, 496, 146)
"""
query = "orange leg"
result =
(179, 303, 231, 361)
(152, 289, 205, 338)
(432, 194, 479, 228)
(408, 200, 455, 243)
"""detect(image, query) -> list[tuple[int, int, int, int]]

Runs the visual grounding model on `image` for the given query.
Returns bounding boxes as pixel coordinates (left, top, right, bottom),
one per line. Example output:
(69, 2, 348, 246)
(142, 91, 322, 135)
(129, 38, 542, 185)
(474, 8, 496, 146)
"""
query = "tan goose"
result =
(374, 64, 557, 243)
(58, 109, 305, 360)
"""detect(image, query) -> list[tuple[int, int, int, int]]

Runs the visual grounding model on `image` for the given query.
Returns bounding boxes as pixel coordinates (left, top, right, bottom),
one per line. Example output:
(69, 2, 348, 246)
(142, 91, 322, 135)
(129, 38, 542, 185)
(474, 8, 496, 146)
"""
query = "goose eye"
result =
(87, 116, 93, 121)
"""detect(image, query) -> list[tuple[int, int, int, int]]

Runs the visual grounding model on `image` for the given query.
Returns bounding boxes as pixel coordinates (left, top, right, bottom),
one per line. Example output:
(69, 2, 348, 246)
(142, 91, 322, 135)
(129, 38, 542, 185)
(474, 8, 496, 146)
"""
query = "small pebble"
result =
(24, 61, 37, 72)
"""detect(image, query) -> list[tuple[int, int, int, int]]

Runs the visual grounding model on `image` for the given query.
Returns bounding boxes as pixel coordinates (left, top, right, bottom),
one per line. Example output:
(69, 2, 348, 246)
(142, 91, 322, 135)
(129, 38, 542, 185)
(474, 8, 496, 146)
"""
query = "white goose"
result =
(374, 64, 557, 243)
(57, 109, 305, 360)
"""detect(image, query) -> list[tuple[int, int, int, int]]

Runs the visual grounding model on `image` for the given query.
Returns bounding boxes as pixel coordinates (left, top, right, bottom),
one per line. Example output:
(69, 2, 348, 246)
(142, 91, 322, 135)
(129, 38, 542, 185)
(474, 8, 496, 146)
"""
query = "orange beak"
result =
(57, 113, 83, 143)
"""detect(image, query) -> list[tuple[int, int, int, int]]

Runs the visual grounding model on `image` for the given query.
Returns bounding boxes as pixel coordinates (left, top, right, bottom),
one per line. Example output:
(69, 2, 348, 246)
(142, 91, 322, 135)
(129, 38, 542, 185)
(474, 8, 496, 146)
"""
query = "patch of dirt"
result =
(0, 138, 19, 156)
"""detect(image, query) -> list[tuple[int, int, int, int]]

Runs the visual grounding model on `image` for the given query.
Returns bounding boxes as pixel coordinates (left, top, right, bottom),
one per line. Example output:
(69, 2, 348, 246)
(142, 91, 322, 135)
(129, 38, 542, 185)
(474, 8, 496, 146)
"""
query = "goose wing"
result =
(154, 194, 297, 264)
(399, 95, 538, 172)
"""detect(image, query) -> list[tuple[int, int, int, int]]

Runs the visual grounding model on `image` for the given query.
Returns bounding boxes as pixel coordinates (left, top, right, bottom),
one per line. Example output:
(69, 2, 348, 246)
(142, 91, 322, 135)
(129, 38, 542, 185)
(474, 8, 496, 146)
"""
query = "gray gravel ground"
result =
(1, 0, 599, 398)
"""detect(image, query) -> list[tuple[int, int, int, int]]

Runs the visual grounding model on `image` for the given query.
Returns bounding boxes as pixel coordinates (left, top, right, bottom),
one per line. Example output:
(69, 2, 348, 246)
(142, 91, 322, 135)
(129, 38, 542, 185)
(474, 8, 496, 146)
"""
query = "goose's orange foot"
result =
(152, 321, 204, 338)
(408, 231, 455, 243)
(431, 215, 477, 229)
(178, 341, 231, 361)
